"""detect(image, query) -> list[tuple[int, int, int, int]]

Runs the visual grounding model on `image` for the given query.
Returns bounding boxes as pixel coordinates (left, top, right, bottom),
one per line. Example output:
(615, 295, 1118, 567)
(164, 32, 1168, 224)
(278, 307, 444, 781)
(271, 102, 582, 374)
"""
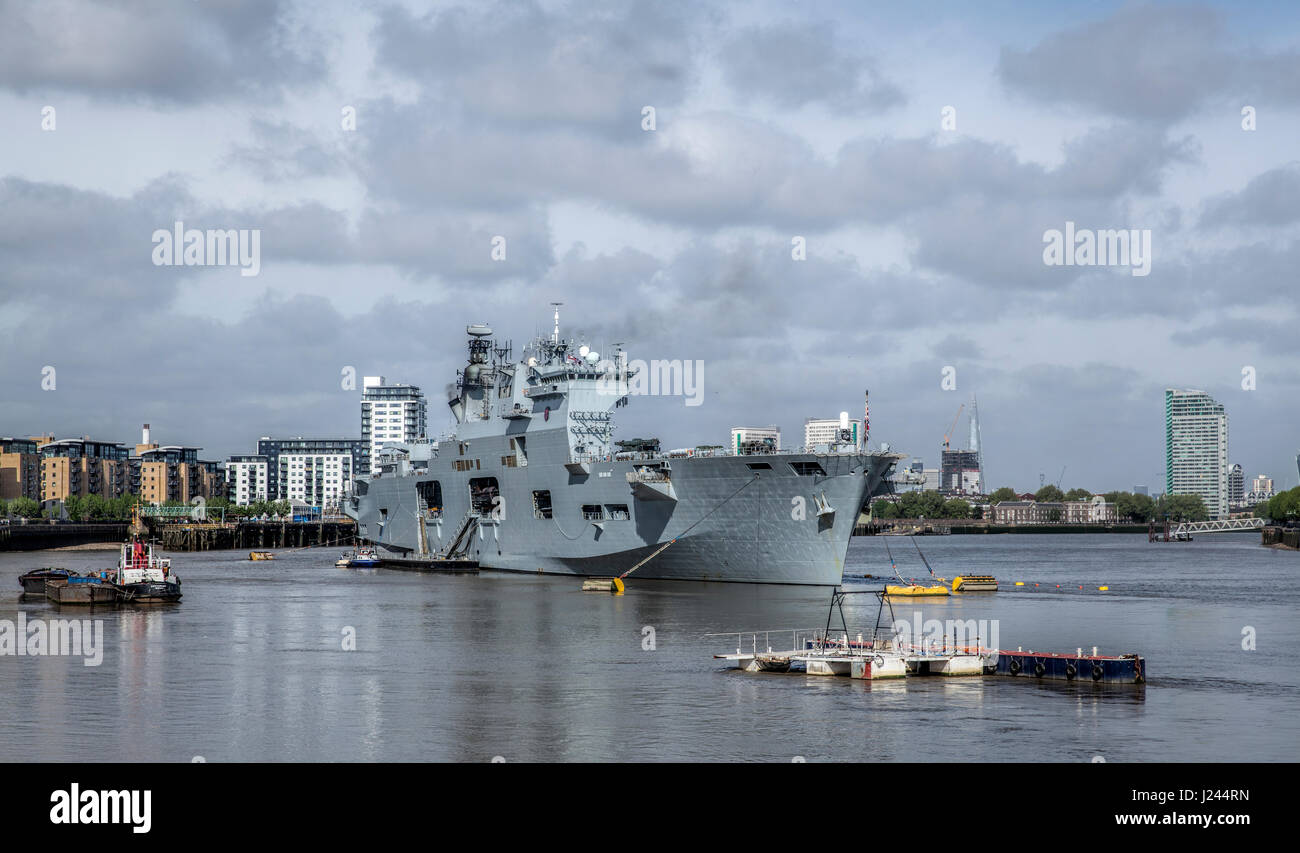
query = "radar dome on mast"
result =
(467, 324, 493, 337)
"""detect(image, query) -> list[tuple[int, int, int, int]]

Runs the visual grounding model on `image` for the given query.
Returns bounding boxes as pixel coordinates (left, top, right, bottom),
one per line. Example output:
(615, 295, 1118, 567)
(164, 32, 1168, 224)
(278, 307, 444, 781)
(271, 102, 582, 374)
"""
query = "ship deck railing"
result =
(706, 627, 902, 658)
(567, 447, 896, 465)
(708, 628, 989, 663)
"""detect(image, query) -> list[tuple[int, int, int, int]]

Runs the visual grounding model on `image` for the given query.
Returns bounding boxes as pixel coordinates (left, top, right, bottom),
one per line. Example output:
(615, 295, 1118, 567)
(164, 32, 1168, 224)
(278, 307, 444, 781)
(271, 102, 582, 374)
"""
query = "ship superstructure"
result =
(345, 321, 903, 584)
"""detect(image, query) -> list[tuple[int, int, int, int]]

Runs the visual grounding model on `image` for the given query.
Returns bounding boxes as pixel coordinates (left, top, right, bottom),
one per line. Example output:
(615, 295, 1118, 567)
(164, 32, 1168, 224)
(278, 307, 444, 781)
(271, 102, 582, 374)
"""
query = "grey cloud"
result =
(0, 176, 555, 308)
(356, 96, 1192, 251)
(0, 175, 192, 308)
(717, 21, 903, 113)
(998, 3, 1300, 122)
(0, 0, 326, 103)
(354, 205, 555, 282)
(1171, 316, 1300, 354)
(1052, 124, 1198, 198)
(224, 119, 348, 182)
(372, 1, 699, 136)
(1200, 164, 1300, 227)
(933, 335, 983, 361)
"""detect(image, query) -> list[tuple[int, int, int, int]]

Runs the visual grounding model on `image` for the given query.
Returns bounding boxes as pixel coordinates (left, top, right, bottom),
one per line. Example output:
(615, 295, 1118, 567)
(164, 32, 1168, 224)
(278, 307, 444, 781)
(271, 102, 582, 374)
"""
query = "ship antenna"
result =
(550, 302, 563, 343)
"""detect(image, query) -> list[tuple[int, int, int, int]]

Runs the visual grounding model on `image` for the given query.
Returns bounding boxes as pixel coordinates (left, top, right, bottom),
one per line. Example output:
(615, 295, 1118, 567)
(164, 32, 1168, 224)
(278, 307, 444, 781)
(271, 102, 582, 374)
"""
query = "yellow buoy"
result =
(1015, 581, 1025, 586)
(1099, 586, 1109, 591)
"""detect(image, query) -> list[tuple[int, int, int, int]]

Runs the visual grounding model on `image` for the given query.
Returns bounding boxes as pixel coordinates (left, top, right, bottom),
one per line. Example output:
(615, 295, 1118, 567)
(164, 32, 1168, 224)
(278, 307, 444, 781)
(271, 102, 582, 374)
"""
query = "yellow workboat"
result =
(885, 583, 951, 597)
(249, 551, 275, 561)
(952, 575, 998, 592)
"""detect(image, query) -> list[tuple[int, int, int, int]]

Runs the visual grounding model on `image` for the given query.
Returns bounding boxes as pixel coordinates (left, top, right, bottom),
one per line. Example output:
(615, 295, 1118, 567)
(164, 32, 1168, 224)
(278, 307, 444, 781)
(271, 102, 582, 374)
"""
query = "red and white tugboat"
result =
(107, 535, 182, 603)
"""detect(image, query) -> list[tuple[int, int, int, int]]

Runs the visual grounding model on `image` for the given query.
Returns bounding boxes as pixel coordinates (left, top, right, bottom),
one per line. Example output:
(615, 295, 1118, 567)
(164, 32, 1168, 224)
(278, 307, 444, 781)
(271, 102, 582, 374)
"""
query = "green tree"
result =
(11, 497, 41, 518)
(1035, 484, 1065, 502)
(897, 492, 920, 517)
(988, 487, 1018, 503)
(84, 493, 107, 520)
(1046, 507, 1062, 522)
(64, 494, 85, 521)
(1157, 493, 1209, 522)
(971, 503, 984, 520)
(942, 498, 971, 519)
(1129, 493, 1156, 522)
(1265, 487, 1300, 523)
(871, 499, 900, 519)
(1064, 488, 1093, 501)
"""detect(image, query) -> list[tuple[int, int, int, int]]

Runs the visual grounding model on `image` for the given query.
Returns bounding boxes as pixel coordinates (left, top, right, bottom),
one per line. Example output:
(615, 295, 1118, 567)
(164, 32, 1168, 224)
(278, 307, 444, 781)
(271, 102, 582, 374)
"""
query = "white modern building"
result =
(277, 451, 353, 506)
(1247, 474, 1275, 504)
(362, 375, 428, 474)
(804, 417, 861, 450)
(730, 426, 780, 454)
(225, 455, 268, 506)
(1164, 388, 1229, 519)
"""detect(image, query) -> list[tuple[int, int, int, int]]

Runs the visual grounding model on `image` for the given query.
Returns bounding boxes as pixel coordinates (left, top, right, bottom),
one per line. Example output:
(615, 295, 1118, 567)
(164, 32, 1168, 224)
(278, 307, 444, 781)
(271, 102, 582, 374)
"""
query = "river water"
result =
(2, 534, 1296, 762)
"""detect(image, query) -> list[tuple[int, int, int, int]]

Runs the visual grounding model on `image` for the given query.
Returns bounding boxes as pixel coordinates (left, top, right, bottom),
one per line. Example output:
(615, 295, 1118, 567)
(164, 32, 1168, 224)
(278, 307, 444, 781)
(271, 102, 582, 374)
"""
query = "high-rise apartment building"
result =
(361, 376, 427, 475)
(38, 437, 131, 503)
(225, 455, 269, 506)
(0, 438, 40, 501)
(1164, 388, 1229, 519)
(255, 437, 365, 505)
(1228, 463, 1244, 508)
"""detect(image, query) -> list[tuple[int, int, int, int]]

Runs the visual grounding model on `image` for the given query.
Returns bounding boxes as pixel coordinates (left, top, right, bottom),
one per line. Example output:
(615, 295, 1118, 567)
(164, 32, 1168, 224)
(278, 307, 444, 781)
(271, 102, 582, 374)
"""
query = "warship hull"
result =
(348, 433, 898, 585)
(346, 319, 902, 585)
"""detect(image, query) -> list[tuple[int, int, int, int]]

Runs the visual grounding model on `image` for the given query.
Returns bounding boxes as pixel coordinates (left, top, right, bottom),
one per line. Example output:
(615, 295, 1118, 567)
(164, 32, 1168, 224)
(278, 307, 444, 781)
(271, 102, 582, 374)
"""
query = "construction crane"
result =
(942, 404, 965, 450)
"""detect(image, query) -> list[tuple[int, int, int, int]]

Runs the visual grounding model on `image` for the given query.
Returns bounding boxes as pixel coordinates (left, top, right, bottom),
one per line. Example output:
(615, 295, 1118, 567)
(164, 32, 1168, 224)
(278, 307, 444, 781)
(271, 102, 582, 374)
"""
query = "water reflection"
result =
(0, 534, 1295, 761)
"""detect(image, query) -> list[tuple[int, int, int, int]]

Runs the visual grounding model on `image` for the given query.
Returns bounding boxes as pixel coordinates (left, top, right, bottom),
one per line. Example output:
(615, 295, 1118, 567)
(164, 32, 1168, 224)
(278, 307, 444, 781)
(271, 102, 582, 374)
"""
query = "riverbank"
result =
(1262, 526, 1300, 551)
(853, 519, 1151, 536)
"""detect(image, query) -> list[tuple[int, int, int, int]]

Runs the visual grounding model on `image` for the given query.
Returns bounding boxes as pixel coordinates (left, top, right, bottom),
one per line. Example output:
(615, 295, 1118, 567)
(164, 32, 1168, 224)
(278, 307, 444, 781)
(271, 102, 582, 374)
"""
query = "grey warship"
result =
(345, 322, 903, 585)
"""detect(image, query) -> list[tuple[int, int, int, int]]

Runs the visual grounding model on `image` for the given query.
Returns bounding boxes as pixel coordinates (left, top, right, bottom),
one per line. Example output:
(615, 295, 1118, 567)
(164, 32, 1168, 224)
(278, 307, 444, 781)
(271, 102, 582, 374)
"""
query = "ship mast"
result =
(550, 302, 562, 344)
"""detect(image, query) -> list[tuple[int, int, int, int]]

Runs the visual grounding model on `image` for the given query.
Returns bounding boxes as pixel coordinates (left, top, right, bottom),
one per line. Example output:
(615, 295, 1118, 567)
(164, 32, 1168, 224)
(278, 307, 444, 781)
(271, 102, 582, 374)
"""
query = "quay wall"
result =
(0, 523, 129, 551)
(151, 521, 358, 552)
(1262, 526, 1300, 551)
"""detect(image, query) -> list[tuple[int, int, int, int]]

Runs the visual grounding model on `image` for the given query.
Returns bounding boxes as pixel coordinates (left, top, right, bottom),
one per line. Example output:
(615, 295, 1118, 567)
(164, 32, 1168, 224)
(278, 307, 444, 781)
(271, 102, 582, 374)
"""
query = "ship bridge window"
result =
(532, 490, 552, 519)
(580, 504, 604, 521)
(746, 462, 772, 470)
(605, 504, 630, 520)
(469, 477, 499, 516)
(789, 462, 826, 477)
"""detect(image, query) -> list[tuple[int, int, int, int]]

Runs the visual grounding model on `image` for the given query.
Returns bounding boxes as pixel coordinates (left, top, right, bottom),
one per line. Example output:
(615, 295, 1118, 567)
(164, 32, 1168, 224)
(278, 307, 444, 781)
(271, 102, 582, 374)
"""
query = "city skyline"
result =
(1, 1, 1297, 493)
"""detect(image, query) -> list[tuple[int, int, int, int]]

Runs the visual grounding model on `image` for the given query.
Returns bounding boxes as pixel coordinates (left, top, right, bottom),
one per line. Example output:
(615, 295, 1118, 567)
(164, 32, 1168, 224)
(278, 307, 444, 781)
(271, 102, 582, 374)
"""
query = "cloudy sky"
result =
(1, 0, 1297, 492)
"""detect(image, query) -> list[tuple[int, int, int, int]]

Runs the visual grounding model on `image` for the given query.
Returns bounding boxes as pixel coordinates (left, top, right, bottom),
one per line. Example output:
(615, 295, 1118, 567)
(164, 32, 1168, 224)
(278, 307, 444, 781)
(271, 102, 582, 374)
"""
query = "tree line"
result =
(1, 495, 296, 521)
(1262, 486, 1300, 524)
(871, 486, 1213, 522)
